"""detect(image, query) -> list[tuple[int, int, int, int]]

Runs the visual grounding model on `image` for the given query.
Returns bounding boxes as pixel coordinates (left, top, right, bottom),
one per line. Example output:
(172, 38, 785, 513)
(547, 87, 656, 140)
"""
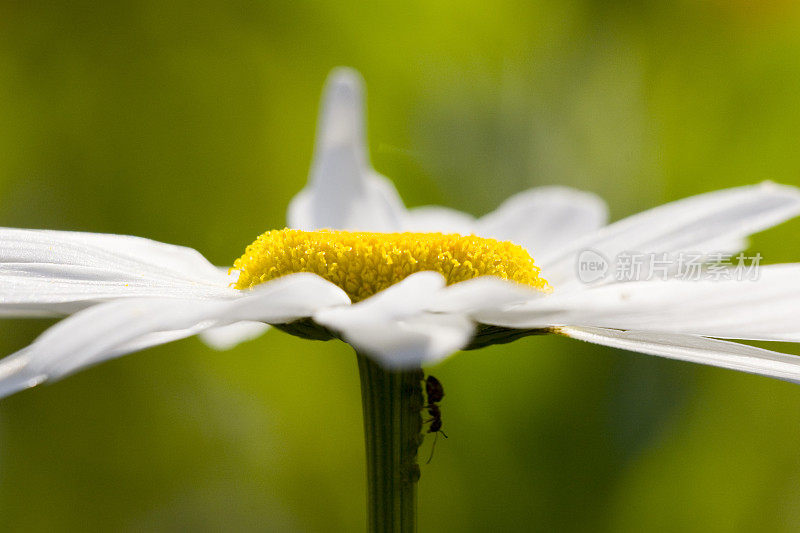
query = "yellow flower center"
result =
(233, 228, 549, 302)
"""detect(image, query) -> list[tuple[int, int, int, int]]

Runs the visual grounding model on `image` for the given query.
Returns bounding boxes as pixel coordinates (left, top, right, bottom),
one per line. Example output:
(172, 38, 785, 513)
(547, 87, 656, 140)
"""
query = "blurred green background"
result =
(2, 0, 800, 531)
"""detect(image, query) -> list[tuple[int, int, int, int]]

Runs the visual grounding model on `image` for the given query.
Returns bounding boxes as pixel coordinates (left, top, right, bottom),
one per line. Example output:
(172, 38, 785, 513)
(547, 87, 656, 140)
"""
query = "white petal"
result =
(427, 276, 547, 315)
(0, 264, 237, 317)
(223, 273, 350, 323)
(402, 206, 476, 233)
(0, 228, 227, 282)
(0, 273, 349, 399)
(558, 326, 800, 384)
(541, 182, 800, 289)
(476, 186, 608, 261)
(0, 229, 235, 317)
(313, 272, 474, 368)
(0, 299, 225, 398)
(480, 264, 800, 342)
(199, 321, 271, 350)
(287, 68, 405, 232)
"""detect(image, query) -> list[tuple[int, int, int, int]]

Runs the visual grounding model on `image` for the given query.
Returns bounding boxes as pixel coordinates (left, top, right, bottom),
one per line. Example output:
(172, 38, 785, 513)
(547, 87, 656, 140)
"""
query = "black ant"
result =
(424, 375, 448, 463)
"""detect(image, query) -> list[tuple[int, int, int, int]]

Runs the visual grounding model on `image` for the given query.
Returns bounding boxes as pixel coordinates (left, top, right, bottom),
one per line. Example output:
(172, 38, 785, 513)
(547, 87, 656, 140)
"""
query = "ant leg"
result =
(426, 431, 439, 464)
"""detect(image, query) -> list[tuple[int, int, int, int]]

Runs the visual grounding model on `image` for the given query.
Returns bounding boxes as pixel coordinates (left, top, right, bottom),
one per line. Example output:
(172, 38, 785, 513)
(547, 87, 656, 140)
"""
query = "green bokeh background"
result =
(2, 1, 800, 531)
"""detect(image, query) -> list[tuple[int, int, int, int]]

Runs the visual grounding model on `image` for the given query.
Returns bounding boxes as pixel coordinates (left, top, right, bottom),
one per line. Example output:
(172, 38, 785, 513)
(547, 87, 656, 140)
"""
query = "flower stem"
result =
(356, 351, 424, 533)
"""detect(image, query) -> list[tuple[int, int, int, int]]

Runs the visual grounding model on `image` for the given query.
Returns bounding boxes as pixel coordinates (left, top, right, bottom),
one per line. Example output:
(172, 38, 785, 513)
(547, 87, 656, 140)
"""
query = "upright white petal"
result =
(400, 187, 608, 263)
(559, 326, 800, 384)
(287, 68, 406, 232)
(0, 273, 349, 399)
(313, 272, 474, 368)
(476, 186, 608, 261)
(402, 206, 476, 234)
(541, 182, 800, 289)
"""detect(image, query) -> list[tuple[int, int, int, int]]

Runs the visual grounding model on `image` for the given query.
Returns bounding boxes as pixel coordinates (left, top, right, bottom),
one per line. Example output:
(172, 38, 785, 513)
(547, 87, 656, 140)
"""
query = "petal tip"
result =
(757, 180, 800, 199)
(318, 67, 367, 145)
(325, 67, 365, 96)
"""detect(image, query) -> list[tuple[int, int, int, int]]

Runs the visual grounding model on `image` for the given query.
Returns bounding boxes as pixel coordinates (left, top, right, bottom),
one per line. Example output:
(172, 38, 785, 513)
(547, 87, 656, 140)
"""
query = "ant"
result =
(424, 375, 448, 464)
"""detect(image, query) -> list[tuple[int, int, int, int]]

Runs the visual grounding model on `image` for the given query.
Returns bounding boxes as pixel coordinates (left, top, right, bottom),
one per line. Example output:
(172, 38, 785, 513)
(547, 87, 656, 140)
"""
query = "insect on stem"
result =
(423, 375, 448, 463)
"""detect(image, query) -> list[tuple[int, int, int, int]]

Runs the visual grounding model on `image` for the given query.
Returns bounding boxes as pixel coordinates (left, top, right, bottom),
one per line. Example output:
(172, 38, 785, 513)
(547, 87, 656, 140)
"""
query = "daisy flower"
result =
(2, 67, 800, 401)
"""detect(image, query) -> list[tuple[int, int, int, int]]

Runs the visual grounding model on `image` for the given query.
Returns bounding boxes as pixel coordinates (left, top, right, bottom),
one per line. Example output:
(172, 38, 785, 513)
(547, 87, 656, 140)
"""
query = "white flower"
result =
(2, 67, 800, 399)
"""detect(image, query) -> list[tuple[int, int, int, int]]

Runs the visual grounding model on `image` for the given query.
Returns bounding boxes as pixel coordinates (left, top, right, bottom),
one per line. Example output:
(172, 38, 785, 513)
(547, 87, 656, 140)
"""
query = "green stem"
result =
(356, 351, 424, 533)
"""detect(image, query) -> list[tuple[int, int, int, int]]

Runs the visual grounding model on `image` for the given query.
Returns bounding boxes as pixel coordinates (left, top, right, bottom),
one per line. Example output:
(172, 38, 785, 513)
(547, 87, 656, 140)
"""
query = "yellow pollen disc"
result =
(233, 229, 550, 302)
